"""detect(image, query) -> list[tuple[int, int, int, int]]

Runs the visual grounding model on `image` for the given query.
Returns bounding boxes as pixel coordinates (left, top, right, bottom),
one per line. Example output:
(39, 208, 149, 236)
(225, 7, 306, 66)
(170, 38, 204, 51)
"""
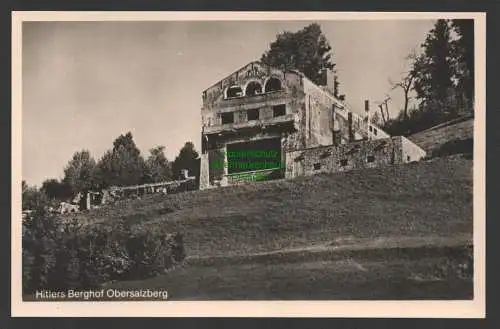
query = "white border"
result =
(11, 11, 486, 318)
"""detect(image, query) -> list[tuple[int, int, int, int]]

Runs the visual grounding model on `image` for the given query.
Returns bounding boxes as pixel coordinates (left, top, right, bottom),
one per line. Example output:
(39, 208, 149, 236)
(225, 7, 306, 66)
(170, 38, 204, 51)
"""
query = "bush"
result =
(22, 210, 185, 294)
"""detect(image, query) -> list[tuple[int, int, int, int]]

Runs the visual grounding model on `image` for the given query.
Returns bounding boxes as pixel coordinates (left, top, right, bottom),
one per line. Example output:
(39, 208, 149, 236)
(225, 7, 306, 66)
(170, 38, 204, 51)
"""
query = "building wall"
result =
(284, 136, 423, 178)
(401, 136, 427, 163)
(200, 62, 307, 188)
(302, 79, 335, 147)
(199, 61, 407, 188)
(199, 153, 210, 189)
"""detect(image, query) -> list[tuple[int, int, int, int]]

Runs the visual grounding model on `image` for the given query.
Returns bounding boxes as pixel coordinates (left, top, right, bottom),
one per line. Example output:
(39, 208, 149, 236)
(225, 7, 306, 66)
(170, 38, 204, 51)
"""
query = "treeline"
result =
(374, 19, 474, 136)
(23, 132, 200, 210)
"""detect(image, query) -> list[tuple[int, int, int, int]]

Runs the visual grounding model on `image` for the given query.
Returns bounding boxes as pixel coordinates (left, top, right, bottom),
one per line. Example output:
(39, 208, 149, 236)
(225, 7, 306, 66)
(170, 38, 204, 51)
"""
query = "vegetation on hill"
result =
(65, 155, 473, 259)
(22, 133, 201, 210)
(377, 19, 474, 136)
(22, 209, 185, 295)
(83, 155, 473, 300)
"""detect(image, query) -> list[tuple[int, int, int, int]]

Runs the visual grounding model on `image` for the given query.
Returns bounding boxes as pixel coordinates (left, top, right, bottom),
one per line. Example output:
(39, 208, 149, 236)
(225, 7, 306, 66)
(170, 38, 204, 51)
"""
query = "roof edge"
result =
(202, 60, 303, 94)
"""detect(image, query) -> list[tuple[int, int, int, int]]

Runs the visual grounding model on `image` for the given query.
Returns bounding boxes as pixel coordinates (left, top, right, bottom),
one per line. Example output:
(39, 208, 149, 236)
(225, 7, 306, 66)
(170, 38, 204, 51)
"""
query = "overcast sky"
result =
(22, 19, 435, 186)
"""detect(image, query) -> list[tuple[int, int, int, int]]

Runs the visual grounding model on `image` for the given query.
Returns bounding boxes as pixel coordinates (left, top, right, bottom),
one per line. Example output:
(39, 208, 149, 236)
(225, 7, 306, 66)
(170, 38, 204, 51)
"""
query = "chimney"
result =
(364, 100, 371, 139)
(348, 112, 354, 142)
(319, 68, 328, 86)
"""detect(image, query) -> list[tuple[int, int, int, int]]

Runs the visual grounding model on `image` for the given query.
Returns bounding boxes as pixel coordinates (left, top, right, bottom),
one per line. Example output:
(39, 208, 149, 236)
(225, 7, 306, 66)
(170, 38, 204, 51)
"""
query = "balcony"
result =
(203, 112, 299, 135)
(218, 89, 287, 109)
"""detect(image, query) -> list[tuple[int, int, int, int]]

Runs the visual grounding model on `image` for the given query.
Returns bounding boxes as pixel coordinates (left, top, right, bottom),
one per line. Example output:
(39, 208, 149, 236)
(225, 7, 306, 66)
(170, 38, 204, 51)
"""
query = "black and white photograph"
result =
(12, 11, 485, 317)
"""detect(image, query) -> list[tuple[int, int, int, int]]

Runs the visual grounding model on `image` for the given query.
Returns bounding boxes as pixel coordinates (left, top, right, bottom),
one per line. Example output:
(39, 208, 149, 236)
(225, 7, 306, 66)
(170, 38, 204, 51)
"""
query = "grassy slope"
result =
(73, 155, 473, 259)
(111, 244, 472, 300)
(63, 120, 475, 300)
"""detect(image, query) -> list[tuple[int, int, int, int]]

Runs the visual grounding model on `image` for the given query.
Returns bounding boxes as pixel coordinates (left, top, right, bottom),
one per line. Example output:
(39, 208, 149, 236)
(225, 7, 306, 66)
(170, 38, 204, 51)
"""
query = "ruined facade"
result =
(199, 61, 426, 189)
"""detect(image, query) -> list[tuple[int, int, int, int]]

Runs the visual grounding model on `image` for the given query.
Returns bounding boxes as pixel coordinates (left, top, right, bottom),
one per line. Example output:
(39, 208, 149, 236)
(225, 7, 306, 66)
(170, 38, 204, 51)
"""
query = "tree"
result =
(97, 132, 147, 187)
(22, 183, 49, 210)
(450, 19, 474, 112)
(144, 146, 173, 183)
(62, 150, 97, 195)
(390, 50, 418, 121)
(261, 23, 337, 86)
(413, 19, 454, 113)
(381, 19, 471, 136)
(41, 179, 72, 201)
(172, 142, 200, 181)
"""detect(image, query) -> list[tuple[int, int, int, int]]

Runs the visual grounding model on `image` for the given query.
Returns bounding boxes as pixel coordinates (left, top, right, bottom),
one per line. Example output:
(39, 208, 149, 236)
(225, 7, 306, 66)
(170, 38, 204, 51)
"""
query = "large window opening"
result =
(247, 108, 260, 121)
(273, 104, 286, 117)
(226, 86, 243, 98)
(245, 81, 263, 97)
(221, 112, 234, 124)
(265, 77, 282, 93)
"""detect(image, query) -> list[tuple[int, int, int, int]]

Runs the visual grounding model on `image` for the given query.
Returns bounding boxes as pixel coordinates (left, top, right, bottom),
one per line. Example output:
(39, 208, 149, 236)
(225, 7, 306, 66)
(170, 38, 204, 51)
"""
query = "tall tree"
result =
(41, 179, 72, 201)
(390, 50, 418, 121)
(62, 150, 97, 195)
(172, 142, 200, 181)
(144, 145, 173, 183)
(450, 19, 474, 111)
(413, 19, 454, 113)
(97, 132, 147, 187)
(261, 23, 337, 86)
(22, 183, 49, 210)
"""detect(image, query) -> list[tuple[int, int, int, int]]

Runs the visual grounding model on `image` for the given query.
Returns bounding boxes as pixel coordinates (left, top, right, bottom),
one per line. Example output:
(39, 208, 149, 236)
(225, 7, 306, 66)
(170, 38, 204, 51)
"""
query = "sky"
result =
(22, 19, 435, 186)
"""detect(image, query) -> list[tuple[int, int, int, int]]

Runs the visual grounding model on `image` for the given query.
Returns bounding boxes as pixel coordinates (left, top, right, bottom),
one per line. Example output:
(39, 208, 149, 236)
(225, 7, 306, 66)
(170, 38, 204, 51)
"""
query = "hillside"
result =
(71, 155, 473, 259)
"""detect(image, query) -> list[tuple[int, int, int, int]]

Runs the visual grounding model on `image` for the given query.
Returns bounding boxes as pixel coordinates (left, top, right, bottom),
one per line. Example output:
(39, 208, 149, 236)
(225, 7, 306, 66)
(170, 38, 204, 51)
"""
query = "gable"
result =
(202, 61, 295, 105)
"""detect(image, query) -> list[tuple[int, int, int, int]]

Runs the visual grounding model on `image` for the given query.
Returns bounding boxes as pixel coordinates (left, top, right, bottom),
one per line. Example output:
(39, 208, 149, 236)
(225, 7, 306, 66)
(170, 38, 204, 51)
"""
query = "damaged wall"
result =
(401, 136, 427, 163)
(302, 78, 335, 147)
(199, 61, 401, 189)
(285, 136, 426, 178)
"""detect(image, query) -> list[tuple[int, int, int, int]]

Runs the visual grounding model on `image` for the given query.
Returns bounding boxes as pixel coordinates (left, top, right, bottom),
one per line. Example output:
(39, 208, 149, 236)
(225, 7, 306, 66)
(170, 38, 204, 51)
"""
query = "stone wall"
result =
(284, 136, 426, 178)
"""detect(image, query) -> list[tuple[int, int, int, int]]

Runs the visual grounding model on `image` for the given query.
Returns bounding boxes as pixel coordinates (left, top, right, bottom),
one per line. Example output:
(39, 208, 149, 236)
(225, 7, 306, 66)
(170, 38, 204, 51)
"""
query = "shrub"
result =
(22, 210, 185, 295)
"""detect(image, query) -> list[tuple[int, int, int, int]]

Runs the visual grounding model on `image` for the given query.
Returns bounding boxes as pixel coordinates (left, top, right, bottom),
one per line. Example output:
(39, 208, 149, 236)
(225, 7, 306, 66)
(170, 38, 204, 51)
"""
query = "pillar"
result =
(86, 192, 91, 210)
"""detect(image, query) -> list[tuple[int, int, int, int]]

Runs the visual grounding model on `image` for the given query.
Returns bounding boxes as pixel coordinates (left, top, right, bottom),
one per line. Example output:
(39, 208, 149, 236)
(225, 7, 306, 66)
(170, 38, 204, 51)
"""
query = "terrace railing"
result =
(225, 167, 283, 185)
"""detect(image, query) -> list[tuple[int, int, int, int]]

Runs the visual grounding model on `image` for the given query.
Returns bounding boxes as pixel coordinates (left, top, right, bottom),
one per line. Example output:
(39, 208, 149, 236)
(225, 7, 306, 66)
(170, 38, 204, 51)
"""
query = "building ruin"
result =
(199, 61, 426, 189)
